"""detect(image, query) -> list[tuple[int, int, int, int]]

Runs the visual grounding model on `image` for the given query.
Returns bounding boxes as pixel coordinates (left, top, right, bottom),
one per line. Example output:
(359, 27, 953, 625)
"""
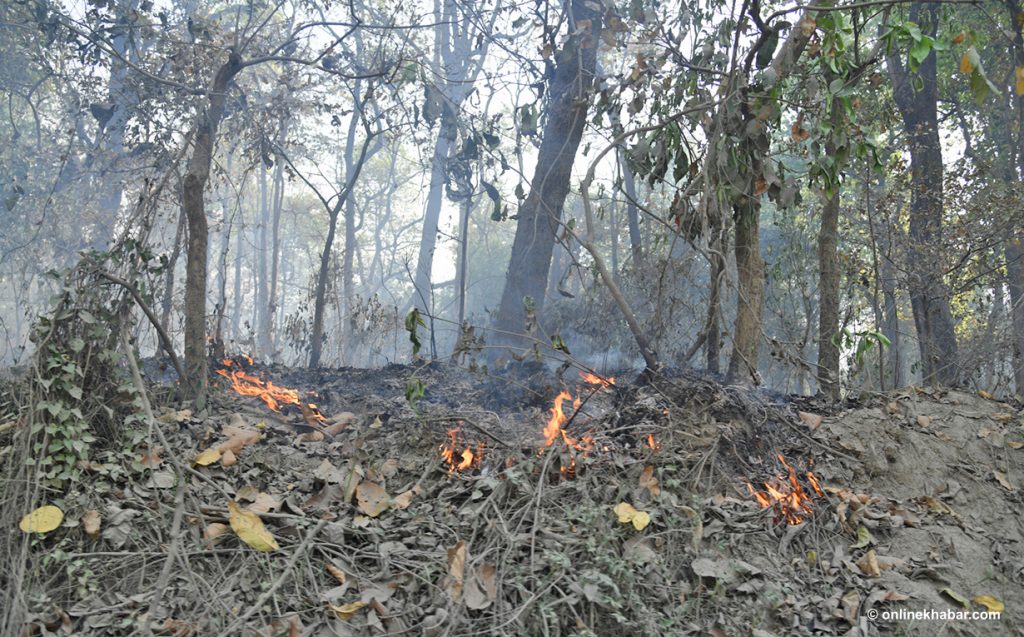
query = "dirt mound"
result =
(2, 364, 1022, 636)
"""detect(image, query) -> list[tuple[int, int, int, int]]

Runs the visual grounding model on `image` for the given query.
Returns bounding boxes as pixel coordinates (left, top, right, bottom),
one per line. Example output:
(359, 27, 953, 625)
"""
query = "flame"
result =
(579, 372, 615, 388)
(440, 428, 483, 472)
(645, 434, 661, 451)
(215, 358, 325, 422)
(746, 454, 823, 525)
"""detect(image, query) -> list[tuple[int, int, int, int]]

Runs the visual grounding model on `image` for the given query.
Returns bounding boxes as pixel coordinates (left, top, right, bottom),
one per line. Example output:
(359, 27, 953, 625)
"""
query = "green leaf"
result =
(909, 38, 931, 66)
(404, 309, 426, 357)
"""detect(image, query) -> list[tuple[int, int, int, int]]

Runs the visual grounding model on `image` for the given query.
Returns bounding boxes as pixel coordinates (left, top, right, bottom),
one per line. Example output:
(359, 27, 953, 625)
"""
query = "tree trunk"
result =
(816, 101, 843, 399)
(182, 53, 242, 400)
(727, 200, 765, 383)
(886, 3, 958, 385)
(256, 161, 272, 357)
(268, 136, 286, 361)
(1008, 237, 1024, 398)
(619, 153, 643, 265)
(160, 208, 187, 334)
(412, 133, 452, 314)
(491, 0, 601, 348)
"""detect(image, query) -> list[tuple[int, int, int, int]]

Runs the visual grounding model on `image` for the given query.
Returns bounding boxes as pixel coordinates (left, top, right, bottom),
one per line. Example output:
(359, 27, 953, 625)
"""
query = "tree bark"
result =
(886, 3, 959, 385)
(816, 100, 843, 399)
(182, 52, 242, 400)
(491, 0, 601, 348)
(727, 200, 765, 382)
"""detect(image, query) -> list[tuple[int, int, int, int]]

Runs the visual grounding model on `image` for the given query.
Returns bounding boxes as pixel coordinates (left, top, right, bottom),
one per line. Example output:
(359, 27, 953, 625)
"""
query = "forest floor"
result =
(2, 360, 1023, 636)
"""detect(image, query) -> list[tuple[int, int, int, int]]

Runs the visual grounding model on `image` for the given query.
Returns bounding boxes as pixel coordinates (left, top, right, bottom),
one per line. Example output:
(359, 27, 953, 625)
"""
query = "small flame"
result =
(440, 428, 483, 473)
(645, 434, 661, 451)
(746, 454, 823, 525)
(216, 358, 325, 422)
(579, 372, 615, 388)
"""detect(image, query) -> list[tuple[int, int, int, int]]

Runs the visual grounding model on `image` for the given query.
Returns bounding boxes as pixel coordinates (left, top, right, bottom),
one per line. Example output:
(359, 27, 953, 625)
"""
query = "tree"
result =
(491, 0, 601, 351)
(886, 3, 959, 385)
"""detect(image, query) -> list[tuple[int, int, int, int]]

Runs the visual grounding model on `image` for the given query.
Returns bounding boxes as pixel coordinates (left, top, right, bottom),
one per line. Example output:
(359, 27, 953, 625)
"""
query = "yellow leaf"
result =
(952, 31, 966, 45)
(631, 511, 651, 530)
(1016, 67, 1024, 95)
(19, 505, 63, 534)
(960, 52, 974, 75)
(328, 601, 367, 620)
(973, 595, 1004, 613)
(355, 481, 390, 518)
(227, 501, 279, 551)
(194, 447, 222, 466)
(850, 526, 874, 549)
(614, 502, 638, 523)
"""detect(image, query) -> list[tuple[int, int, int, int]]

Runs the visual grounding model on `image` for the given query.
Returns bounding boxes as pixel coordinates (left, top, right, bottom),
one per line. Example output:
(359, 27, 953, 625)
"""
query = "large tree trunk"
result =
(182, 53, 242, 399)
(412, 133, 452, 314)
(886, 3, 958, 385)
(491, 0, 600, 348)
(816, 100, 843, 399)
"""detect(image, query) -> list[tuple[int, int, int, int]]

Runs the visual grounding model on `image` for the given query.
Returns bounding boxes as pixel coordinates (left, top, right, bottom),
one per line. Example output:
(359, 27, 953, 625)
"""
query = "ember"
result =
(215, 358, 325, 423)
(579, 371, 615, 388)
(746, 454, 825, 525)
(440, 428, 483, 472)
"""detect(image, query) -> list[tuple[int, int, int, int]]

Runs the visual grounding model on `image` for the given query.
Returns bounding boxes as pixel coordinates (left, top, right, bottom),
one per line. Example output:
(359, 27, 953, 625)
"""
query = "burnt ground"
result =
(2, 361, 1023, 636)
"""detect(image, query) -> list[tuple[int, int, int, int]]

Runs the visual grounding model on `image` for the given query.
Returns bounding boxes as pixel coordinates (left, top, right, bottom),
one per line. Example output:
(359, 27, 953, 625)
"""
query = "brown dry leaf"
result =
(138, 447, 162, 469)
(993, 470, 1016, 491)
(258, 614, 302, 637)
(856, 549, 881, 577)
(639, 465, 660, 497)
(1008, 441, 1023, 449)
(328, 601, 368, 620)
(918, 496, 955, 515)
(445, 540, 467, 601)
(221, 449, 237, 467)
(464, 563, 498, 610)
(916, 415, 932, 428)
(934, 431, 954, 442)
(204, 522, 229, 546)
(799, 14, 816, 36)
(392, 485, 423, 510)
(886, 401, 901, 415)
(799, 411, 823, 430)
(158, 409, 192, 423)
(247, 493, 281, 514)
(82, 510, 101, 538)
(992, 412, 1014, 423)
(379, 459, 399, 478)
(194, 447, 222, 467)
(227, 501, 279, 551)
(219, 424, 261, 453)
(977, 390, 994, 400)
(297, 430, 325, 443)
(326, 564, 347, 585)
(841, 589, 861, 624)
(355, 481, 390, 518)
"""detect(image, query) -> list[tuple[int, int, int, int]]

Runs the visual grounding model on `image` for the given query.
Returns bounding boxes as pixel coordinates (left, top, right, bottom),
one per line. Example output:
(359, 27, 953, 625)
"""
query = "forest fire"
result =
(746, 454, 825, 525)
(215, 358, 326, 423)
(579, 371, 615, 388)
(439, 428, 483, 472)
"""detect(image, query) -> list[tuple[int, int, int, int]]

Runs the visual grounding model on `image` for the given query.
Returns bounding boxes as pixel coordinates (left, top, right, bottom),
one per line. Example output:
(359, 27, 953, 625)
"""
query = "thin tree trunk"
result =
(619, 153, 643, 265)
(160, 208, 187, 334)
(456, 195, 472, 326)
(1008, 238, 1024, 397)
(182, 53, 242, 399)
(256, 160, 271, 356)
(727, 200, 765, 382)
(268, 136, 286, 361)
(491, 0, 601, 348)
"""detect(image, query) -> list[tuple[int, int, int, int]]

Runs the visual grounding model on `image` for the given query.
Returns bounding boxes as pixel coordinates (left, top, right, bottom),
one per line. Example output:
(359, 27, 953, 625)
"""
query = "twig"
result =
(101, 270, 186, 383)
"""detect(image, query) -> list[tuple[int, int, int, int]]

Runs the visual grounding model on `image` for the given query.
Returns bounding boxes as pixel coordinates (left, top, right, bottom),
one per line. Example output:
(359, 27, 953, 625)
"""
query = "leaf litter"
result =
(3, 363, 1023, 635)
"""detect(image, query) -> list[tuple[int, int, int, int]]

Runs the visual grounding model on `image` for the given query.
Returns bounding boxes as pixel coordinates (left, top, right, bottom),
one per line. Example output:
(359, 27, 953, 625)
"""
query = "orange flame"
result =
(746, 454, 823, 525)
(579, 372, 615, 388)
(645, 434, 661, 451)
(216, 359, 325, 422)
(440, 428, 483, 472)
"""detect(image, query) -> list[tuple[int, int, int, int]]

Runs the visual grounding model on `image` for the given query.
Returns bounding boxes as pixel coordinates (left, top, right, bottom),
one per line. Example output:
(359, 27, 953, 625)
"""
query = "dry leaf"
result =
(916, 415, 931, 428)
(227, 501, 279, 551)
(841, 589, 861, 624)
(973, 595, 1004, 613)
(613, 502, 651, 530)
(326, 564, 347, 585)
(194, 447, 222, 466)
(138, 447, 162, 469)
(993, 470, 1015, 491)
(355, 481, 390, 518)
(19, 505, 63, 534)
(158, 409, 192, 423)
(221, 449, 237, 467)
(297, 430, 325, 443)
(379, 459, 399, 478)
(445, 541, 467, 601)
(639, 465, 660, 497)
(82, 510, 101, 537)
(392, 485, 422, 510)
(856, 549, 881, 577)
(247, 492, 281, 514)
(204, 522, 229, 546)
(464, 563, 498, 610)
(799, 411, 823, 430)
(1008, 441, 1023, 449)
(328, 601, 367, 620)
(941, 588, 970, 608)
(221, 425, 261, 452)
(977, 390, 994, 400)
